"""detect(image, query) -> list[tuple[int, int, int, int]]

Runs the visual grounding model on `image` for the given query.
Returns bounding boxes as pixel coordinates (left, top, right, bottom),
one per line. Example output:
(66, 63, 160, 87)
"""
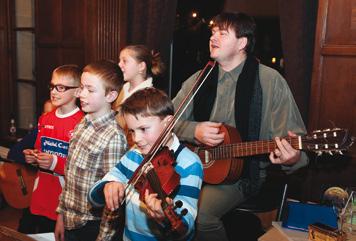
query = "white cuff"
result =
(50, 155, 58, 171)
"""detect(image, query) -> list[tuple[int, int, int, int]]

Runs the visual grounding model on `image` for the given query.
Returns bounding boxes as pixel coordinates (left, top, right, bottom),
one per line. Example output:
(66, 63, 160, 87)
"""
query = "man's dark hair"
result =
(212, 12, 256, 54)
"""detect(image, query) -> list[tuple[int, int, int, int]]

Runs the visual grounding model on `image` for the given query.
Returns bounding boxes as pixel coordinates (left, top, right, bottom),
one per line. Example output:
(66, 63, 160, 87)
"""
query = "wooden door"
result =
(306, 0, 356, 201)
(309, 0, 356, 155)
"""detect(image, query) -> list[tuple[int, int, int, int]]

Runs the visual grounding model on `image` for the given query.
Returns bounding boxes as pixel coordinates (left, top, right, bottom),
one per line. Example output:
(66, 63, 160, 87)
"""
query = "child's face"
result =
(50, 73, 78, 108)
(124, 113, 170, 155)
(79, 72, 111, 119)
(118, 49, 145, 82)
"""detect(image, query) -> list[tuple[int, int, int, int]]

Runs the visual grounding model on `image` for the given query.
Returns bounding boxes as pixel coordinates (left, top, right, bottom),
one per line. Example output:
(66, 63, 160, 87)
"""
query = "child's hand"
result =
(144, 189, 173, 221)
(103, 181, 125, 211)
(54, 213, 64, 241)
(36, 152, 54, 169)
(23, 149, 38, 164)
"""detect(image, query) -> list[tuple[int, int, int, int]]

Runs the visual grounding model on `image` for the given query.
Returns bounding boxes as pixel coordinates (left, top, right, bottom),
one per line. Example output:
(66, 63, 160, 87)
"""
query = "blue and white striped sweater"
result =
(89, 140, 203, 241)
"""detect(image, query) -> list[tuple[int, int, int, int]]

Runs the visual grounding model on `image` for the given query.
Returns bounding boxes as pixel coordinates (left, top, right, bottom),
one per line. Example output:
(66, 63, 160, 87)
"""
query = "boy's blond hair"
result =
(83, 60, 124, 95)
(53, 64, 81, 85)
(121, 87, 174, 119)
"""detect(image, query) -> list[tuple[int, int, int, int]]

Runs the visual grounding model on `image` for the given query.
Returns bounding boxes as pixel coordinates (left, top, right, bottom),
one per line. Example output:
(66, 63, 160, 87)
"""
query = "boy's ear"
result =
(105, 90, 119, 103)
(163, 115, 173, 127)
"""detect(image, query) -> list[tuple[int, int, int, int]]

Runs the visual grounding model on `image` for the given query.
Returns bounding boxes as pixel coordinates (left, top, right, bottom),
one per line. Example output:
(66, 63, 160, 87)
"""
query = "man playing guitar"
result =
(173, 12, 309, 241)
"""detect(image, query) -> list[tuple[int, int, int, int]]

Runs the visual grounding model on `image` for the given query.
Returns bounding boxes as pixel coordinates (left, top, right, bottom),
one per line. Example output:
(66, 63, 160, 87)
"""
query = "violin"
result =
(134, 147, 187, 236)
(124, 61, 216, 238)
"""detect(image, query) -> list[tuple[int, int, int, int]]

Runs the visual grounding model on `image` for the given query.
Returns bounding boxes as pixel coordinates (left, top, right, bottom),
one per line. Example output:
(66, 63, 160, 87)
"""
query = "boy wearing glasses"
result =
(23, 65, 84, 233)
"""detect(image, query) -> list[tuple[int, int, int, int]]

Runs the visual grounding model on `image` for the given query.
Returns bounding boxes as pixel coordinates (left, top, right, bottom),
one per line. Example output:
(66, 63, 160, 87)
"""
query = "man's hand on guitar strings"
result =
(270, 131, 301, 165)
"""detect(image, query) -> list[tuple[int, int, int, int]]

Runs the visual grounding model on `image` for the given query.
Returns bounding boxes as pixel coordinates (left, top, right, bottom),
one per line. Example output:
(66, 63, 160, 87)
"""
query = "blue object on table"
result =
(282, 200, 338, 232)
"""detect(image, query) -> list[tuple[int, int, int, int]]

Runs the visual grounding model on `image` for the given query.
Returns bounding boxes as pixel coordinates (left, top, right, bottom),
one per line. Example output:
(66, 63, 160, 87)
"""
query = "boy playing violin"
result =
(89, 87, 203, 241)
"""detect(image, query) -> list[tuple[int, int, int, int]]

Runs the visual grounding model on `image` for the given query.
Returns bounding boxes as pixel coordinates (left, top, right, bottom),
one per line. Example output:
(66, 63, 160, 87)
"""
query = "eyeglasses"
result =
(48, 84, 79, 92)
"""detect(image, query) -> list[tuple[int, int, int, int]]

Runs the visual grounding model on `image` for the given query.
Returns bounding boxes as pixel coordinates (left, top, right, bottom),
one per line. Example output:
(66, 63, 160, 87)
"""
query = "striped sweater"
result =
(89, 135, 203, 241)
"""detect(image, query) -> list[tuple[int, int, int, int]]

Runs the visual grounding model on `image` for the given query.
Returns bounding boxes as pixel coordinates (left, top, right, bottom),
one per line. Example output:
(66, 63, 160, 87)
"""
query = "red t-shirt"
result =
(30, 107, 84, 220)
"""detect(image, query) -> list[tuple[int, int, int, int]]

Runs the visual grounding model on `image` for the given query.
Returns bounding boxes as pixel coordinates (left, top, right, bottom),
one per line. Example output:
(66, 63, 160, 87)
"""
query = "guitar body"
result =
(0, 162, 37, 209)
(195, 125, 244, 184)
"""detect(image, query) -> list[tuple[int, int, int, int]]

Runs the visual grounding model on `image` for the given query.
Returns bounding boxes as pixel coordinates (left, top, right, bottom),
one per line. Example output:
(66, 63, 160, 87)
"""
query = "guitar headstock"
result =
(302, 128, 355, 155)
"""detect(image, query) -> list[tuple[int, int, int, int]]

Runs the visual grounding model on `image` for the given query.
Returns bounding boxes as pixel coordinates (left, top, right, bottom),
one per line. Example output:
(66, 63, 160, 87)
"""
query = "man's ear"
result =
(238, 37, 248, 51)
(106, 90, 119, 103)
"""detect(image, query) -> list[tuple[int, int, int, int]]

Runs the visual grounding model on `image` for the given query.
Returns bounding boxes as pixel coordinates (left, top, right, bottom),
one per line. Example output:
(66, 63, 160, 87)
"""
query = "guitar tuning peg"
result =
(328, 151, 333, 155)
(317, 151, 323, 156)
(338, 151, 343, 155)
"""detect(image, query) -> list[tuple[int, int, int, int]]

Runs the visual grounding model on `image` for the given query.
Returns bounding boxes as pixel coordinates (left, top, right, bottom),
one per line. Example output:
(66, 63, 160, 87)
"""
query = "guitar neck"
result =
(209, 136, 300, 159)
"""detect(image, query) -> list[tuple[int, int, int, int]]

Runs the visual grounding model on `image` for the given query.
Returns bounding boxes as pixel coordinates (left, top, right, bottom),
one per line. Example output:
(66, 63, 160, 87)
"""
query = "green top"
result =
(173, 61, 309, 176)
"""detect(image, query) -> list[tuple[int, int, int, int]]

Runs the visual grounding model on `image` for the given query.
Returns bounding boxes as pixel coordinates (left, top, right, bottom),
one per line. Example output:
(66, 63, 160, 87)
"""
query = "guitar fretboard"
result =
(204, 137, 300, 159)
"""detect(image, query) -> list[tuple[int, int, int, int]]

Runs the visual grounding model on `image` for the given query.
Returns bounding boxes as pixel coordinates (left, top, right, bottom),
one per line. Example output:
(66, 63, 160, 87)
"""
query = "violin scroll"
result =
(162, 203, 188, 237)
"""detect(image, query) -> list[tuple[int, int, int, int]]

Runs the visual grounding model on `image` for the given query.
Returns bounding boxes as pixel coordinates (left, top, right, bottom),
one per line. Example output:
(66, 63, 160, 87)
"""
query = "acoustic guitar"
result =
(0, 159, 37, 209)
(190, 125, 354, 184)
(0, 146, 37, 209)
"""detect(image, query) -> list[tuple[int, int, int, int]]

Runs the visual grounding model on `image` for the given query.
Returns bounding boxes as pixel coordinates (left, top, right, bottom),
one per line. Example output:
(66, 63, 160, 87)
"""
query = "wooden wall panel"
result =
(85, 0, 127, 62)
(62, 0, 84, 45)
(36, 48, 60, 102)
(35, 0, 85, 113)
(35, 0, 127, 111)
(317, 57, 356, 130)
(326, 0, 356, 44)
(36, 0, 61, 44)
(309, 0, 356, 156)
(0, 0, 15, 136)
(305, 0, 356, 201)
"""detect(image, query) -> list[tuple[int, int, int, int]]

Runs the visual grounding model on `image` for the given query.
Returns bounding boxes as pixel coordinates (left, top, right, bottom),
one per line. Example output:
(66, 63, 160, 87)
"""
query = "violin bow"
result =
(121, 60, 217, 204)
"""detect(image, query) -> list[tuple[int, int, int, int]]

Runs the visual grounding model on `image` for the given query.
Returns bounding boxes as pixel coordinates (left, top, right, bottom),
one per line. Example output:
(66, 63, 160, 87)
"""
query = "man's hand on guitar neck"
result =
(195, 121, 225, 147)
(269, 131, 301, 166)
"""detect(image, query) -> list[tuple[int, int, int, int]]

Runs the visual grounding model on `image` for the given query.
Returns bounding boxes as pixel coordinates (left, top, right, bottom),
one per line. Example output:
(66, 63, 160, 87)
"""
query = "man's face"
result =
(209, 26, 243, 63)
